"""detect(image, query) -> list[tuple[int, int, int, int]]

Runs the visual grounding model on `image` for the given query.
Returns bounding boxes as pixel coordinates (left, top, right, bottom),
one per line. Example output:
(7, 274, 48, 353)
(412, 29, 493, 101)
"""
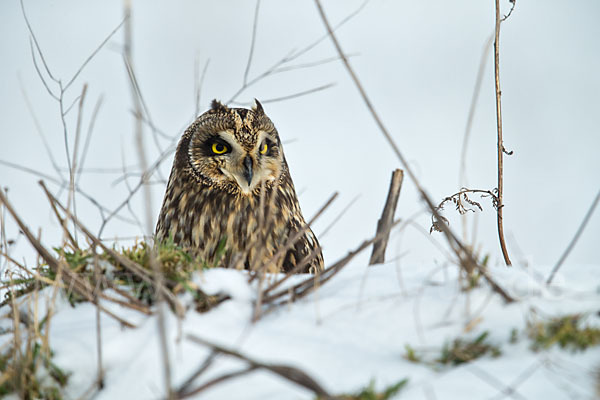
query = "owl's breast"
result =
(158, 179, 291, 269)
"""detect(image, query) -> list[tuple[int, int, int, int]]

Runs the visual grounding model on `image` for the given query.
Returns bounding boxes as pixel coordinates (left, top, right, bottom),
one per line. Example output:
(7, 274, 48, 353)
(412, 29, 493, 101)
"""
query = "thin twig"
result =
(194, 58, 210, 118)
(546, 186, 600, 284)
(0, 159, 151, 228)
(271, 54, 358, 75)
(243, 0, 261, 87)
(18, 75, 64, 180)
(501, 0, 517, 22)
(176, 350, 219, 396)
(459, 33, 494, 187)
(63, 18, 126, 91)
(62, 94, 83, 116)
(45, 185, 78, 249)
(233, 83, 335, 106)
(319, 194, 360, 238)
(68, 83, 88, 244)
(28, 38, 58, 100)
(98, 137, 178, 237)
(20, 0, 58, 84)
(291, 0, 369, 61)
(0, 160, 59, 185)
(76, 95, 105, 184)
(494, 0, 513, 266)
(178, 366, 258, 398)
(93, 254, 105, 389)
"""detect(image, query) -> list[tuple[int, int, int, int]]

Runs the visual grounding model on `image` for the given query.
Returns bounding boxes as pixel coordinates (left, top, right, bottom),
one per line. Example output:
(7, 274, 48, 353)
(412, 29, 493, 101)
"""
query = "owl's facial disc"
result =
(203, 130, 279, 195)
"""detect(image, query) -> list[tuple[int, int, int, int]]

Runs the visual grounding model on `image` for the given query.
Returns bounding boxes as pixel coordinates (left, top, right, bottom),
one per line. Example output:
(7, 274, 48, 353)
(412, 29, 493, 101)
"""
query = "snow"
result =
(3, 261, 598, 399)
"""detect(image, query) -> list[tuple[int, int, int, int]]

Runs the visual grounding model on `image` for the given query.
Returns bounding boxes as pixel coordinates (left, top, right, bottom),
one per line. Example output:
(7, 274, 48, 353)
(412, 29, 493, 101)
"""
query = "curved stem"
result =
(494, 0, 512, 266)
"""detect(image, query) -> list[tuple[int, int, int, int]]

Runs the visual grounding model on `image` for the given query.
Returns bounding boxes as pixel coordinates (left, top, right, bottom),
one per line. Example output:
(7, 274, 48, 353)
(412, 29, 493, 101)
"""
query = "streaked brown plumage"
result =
(155, 100, 323, 273)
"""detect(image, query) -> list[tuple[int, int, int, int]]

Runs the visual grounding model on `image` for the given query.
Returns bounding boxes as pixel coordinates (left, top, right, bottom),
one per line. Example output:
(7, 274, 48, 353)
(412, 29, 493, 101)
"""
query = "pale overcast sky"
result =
(1, 0, 599, 272)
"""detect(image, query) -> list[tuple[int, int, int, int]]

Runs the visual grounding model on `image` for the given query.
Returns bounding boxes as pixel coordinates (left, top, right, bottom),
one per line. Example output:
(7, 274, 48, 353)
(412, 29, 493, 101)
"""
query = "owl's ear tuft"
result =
(211, 99, 228, 112)
(252, 99, 265, 116)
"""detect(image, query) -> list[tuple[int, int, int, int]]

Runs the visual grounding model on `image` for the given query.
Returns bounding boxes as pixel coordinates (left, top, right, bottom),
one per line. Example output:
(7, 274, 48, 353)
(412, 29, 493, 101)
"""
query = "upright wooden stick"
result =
(370, 169, 404, 265)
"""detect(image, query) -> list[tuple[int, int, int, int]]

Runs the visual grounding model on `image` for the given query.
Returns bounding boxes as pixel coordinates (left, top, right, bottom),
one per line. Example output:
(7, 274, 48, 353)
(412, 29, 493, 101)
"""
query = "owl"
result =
(155, 100, 323, 274)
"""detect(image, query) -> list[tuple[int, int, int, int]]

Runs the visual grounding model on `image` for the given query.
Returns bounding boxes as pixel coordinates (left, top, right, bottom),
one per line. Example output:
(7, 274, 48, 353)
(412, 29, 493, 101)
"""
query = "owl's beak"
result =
(242, 155, 253, 186)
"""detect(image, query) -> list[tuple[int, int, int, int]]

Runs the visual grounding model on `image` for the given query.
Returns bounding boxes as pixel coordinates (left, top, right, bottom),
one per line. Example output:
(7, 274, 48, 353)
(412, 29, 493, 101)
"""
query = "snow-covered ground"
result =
(3, 260, 598, 399)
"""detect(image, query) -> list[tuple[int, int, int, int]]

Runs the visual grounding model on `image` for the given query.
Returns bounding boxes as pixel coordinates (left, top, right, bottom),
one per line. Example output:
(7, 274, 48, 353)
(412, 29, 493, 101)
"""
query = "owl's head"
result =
(181, 99, 285, 195)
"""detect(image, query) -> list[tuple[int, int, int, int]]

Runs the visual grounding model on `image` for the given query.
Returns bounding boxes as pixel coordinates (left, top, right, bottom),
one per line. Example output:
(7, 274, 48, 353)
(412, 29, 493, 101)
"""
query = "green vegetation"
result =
(527, 314, 600, 352)
(111, 238, 204, 303)
(438, 331, 501, 365)
(118, 237, 199, 279)
(403, 344, 421, 363)
(1, 237, 226, 313)
(509, 327, 519, 344)
(404, 331, 501, 368)
(318, 379, 408, 400)
(462, 253, 489, 291)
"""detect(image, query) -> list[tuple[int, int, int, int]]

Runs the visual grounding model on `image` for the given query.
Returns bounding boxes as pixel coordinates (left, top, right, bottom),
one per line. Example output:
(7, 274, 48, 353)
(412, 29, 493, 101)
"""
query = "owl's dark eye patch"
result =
(204, 137, 231, 156)
(260, 138, 276, 157)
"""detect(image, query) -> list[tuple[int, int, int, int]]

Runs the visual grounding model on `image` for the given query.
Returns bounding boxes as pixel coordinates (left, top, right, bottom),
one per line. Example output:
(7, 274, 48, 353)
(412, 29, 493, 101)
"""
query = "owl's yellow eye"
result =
(259, 143, 268, 155)
(212, 142, 228, 154)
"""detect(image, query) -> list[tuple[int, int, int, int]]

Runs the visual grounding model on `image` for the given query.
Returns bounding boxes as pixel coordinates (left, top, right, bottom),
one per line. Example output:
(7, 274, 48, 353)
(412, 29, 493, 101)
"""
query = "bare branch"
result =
(185, 335, 335, 399)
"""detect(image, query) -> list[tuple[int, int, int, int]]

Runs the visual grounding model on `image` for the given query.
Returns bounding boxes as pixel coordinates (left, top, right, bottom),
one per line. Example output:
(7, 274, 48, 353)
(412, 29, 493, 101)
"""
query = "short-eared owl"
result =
(155, 100, 323, 273)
